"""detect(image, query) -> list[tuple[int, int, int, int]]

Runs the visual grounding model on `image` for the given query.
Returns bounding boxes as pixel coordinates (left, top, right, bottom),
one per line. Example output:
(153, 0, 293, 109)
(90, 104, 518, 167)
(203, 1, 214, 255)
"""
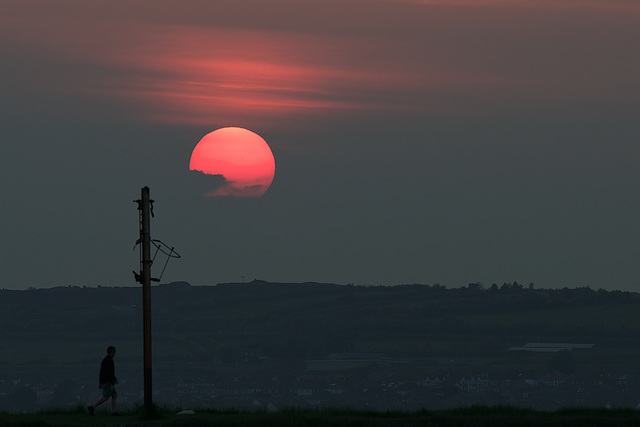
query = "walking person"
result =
(88, 346, 119, 416)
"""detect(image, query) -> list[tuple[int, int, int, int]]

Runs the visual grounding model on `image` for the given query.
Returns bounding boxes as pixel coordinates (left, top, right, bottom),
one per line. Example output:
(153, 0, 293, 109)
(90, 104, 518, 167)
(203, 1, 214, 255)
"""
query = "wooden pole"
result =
(140, 186, 153, 415)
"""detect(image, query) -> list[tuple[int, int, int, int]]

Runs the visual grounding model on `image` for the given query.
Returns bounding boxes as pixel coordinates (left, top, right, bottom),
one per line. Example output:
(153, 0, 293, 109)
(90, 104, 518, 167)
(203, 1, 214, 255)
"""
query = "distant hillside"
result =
(1, 281, 639, 363)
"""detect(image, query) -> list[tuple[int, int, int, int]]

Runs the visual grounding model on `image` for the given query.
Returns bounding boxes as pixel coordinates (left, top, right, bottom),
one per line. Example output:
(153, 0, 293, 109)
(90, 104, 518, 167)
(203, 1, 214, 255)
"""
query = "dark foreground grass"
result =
(1, 405, 639, 426)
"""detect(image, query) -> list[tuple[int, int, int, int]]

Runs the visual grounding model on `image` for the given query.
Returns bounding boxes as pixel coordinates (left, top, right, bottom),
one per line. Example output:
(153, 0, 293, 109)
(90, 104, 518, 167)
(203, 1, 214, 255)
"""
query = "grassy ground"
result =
(1, 405, 640, 426)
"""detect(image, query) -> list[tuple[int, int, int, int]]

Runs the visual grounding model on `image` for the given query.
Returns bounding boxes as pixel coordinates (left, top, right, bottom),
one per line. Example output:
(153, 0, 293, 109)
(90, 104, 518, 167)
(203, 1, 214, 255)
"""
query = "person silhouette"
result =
(87, 346, 119, 416)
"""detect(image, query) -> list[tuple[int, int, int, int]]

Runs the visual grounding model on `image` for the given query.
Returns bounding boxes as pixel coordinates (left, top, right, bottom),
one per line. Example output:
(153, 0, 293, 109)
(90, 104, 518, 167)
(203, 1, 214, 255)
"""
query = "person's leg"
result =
(91, 384, 112, 411)
(88, 394, 108, 415)
(93, 395, 109, 408)
(111, 393, 117, 413)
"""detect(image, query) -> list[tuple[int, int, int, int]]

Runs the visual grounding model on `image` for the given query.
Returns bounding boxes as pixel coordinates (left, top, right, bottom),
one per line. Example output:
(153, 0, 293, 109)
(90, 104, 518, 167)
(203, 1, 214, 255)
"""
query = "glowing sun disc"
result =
(189, 127, 275, 197)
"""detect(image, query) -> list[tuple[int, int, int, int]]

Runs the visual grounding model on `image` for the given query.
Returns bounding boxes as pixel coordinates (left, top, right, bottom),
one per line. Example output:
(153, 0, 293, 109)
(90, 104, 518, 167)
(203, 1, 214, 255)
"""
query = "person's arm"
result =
(109, 358, 117, 384)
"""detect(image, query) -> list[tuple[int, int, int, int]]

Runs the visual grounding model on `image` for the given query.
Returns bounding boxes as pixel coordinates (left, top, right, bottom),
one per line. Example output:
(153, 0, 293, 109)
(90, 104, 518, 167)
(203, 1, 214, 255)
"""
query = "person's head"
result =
(107, 346, 116, 357)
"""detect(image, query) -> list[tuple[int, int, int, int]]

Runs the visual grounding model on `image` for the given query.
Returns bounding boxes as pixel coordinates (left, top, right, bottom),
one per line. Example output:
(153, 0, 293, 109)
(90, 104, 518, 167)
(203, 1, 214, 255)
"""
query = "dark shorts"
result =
(101, 383, 117, 398)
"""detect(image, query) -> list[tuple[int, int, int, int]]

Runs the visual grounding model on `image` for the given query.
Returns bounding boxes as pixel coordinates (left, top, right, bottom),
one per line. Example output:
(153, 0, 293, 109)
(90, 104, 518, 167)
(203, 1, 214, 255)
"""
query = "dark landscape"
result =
(1, 281, 640, 418)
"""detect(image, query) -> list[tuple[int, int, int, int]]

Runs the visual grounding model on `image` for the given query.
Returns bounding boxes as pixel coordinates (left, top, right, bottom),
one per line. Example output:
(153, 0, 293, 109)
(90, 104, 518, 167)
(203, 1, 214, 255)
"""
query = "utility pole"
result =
(134, 187, 179, 417)
(136, 186, 153, 416)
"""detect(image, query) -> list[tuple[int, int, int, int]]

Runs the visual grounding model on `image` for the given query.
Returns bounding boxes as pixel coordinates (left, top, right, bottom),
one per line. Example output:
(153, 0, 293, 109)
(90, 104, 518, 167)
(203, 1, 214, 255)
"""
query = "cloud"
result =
(82, 24, 464, 128)
(207, 183, 271, 198)
(187, 169, 227, 196)
(187, 169, 269, 198)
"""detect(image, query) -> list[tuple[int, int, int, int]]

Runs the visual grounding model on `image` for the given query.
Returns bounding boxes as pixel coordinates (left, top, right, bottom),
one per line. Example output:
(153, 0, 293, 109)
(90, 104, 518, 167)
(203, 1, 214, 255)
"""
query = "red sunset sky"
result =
(1, 0, 639, 290)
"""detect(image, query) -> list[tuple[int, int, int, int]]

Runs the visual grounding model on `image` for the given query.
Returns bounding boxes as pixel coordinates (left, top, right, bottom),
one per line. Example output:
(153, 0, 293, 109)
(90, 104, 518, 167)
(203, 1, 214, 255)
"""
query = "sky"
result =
(1, 0, 639, 291)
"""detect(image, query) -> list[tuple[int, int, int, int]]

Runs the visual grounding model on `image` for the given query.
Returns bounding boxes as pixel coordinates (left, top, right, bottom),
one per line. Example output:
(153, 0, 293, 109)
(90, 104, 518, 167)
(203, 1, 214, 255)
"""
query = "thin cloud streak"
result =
(90, 26, 480, 127)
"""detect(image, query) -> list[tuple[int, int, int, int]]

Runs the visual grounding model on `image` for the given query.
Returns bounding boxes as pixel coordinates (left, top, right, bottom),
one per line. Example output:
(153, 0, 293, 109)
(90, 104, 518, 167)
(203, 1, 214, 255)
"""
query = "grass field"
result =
(1, 405, 640, 426)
